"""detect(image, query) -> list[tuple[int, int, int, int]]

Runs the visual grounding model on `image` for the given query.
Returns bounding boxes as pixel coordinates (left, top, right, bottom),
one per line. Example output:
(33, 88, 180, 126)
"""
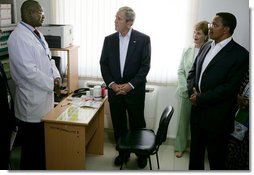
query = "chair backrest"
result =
(155, 106, 174, 145)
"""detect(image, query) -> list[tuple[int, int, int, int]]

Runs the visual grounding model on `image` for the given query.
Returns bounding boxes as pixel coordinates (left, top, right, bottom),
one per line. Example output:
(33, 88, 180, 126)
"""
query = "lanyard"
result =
(20, 21, 51, 58)
(19, 22, 54, 77)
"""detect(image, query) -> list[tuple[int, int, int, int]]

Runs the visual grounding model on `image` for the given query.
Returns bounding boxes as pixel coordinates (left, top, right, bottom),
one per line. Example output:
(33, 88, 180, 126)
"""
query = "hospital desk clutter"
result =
(42, 86, 107, 170)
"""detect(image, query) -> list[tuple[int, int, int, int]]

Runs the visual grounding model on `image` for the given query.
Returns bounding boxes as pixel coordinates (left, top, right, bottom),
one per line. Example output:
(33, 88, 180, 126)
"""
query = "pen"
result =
(61, 103, 71, 107)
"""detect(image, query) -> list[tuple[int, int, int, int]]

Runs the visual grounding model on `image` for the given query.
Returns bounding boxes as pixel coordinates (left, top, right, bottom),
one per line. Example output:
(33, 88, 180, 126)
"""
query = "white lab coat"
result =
(7, 22, 60, 123)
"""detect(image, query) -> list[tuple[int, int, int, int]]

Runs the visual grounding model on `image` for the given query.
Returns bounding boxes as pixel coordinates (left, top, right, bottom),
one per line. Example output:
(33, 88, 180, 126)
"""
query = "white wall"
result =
(153, 85, 179, 138)
(195, 0, 249, 51)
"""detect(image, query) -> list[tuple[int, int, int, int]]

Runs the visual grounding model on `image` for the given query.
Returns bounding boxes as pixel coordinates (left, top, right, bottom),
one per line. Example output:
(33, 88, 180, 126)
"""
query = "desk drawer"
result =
(85, 113, 98, 145)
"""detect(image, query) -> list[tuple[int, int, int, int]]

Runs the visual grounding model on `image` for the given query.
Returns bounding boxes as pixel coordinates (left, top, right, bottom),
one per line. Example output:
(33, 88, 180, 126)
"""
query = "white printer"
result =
(38, 24, 73, 48)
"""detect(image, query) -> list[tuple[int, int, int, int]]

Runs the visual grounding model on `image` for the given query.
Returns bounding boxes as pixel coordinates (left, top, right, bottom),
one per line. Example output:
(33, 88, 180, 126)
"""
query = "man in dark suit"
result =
(187, 12, 249, 170)
(0, 62, 15, 169)
(100, 6, 151, 168)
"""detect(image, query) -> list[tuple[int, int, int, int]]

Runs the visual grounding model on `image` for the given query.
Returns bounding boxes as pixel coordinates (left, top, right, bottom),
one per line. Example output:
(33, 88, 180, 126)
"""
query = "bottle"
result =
(101, 83, 106, 98)
(93, 85, 102, 100)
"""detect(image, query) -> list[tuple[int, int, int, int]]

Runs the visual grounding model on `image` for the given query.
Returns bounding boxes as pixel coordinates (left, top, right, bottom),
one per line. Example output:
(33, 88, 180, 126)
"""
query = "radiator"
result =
(144, 85, 158, 130)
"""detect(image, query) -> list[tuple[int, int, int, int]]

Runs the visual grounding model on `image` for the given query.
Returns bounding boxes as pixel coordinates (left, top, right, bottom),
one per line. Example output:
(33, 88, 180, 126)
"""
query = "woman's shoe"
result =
(175, 151, 183, 158)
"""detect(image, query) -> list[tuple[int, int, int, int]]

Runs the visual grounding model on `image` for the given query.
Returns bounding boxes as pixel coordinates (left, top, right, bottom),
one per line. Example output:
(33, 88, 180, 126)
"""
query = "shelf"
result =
(50, 45, 79, 94)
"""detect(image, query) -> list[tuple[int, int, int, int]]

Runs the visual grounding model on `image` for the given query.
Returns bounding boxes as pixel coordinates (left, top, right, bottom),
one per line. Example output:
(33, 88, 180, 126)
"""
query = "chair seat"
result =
(117, 129, 156, 155)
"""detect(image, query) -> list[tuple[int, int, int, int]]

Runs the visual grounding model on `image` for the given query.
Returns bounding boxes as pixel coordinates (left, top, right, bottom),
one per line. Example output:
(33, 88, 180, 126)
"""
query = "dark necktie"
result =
(34, 29, 41, 38)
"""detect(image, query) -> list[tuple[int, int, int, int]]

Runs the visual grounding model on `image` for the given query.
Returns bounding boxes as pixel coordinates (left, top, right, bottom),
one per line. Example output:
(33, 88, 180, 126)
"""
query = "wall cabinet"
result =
(0, 0, 17, 78)
(0, 0, 17, 25)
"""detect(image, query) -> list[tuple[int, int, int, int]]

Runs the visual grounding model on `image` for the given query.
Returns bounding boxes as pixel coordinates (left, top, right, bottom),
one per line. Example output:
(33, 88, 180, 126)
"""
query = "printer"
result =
(38, 24, 73, 48)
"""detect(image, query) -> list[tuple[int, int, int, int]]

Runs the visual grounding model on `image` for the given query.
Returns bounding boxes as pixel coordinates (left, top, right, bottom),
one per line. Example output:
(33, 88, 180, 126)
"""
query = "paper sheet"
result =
(57, 105, 96, 123)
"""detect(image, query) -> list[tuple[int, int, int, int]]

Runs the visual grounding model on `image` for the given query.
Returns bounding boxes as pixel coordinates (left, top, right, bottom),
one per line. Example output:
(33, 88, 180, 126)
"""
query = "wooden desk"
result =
(42, 96, 107, 170)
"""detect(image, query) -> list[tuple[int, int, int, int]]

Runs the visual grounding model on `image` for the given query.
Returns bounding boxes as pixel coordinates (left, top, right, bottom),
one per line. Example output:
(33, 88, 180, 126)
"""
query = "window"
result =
(50, 0, 196, 85)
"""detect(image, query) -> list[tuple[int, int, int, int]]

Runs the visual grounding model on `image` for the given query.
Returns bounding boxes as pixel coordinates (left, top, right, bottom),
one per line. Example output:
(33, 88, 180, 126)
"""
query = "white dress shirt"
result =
(198, 37, 232, 91)
(119, 28, 132, 77)
(109, 29, 134, 89)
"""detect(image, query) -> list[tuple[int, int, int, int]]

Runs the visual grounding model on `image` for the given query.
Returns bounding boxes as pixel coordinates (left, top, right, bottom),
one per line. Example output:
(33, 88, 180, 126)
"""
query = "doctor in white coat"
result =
(7, 0, 60, 170)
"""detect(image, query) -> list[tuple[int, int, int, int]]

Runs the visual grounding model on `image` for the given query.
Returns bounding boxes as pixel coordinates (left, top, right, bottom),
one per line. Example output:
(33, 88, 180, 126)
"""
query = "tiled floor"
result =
(86, 142, 190, 170)
(9, 130, 209, 171)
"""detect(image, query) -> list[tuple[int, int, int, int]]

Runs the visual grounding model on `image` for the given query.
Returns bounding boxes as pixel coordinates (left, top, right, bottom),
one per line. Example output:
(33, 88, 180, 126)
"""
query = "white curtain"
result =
(50, 0, 197, 85)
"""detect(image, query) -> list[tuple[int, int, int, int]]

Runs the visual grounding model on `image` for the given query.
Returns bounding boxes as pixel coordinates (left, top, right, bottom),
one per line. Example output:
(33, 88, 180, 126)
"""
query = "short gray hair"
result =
(118, 6, 135, 23)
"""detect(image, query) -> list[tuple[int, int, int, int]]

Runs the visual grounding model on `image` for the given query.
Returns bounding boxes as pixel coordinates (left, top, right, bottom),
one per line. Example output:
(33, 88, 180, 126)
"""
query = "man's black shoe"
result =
(137, 156, 147, 168)
(114, 153, 130, 166)
(114, 155, 123, 166)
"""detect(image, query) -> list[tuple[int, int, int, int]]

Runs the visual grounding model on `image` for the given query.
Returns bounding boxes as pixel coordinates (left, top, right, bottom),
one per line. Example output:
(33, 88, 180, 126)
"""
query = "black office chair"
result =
(116, 105, 174, 170)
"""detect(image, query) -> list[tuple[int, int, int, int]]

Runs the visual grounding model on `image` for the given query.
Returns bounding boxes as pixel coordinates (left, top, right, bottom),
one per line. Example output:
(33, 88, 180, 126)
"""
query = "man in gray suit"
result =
(100, 6, 151, 168)
(187, 12, 249, 170)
